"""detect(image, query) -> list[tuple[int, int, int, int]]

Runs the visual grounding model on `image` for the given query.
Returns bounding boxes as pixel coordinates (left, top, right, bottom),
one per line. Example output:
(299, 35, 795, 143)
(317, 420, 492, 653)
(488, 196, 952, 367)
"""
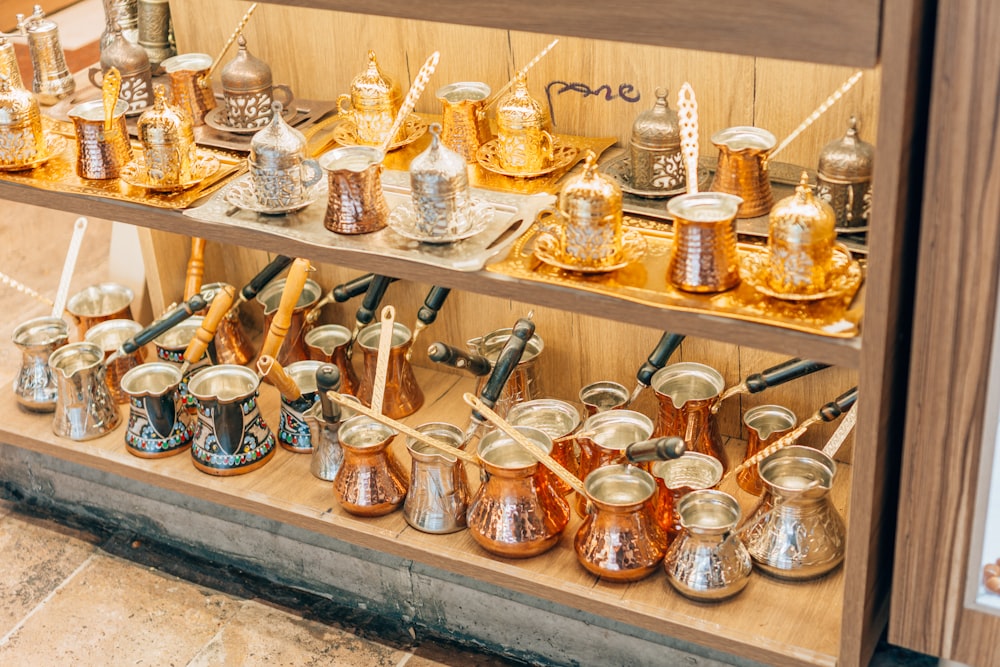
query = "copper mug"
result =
(736, 404, 796, 496)
(507, 398, 582, 498)
(69, 99, 134, 180)
(187, 365, 276, 476)
(66, 282, 135, 340)
(574, 409, 654, 516)
(710, 126, 776, 219)
(437, 81, 492, 163)
(650, 452, 724, 541)
(466, 426, 571, 558)
(84, 318, 146, 404)
(650, 362, 728, 472)
(403, 422, 471, 534)
(161, 53, 215, 125)
(467, 328, 545, 418)
(120, 361, 192, 458)
(12, 316, 69, 412)
(333, 415, 409, 517)
(575, 464, 665, 582)
(356, 321, 424, 419)
(666, 192, 743, 293)
(255, 278, 323, 366)
(304, 324, 360, 396)
(319, 146, 389, 235)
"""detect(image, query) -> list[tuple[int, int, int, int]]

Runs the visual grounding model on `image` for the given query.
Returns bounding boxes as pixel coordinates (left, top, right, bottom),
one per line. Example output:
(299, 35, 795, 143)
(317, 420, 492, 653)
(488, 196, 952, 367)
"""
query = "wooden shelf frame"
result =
(260, 0, 883, 67)
(0, 0, 938, 665)
(0, 367, 853, 667)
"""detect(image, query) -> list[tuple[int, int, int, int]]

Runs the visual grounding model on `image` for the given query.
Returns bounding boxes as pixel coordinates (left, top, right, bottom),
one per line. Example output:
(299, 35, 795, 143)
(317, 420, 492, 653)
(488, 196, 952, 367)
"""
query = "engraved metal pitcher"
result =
(69, 98, 134, 180)
(575, 464, 664, 582)
(437, 81, 492, 163)
(161, 52, 215, 126)
(663, 489, 752, 601)
(12, 316, 68, 412)
(356, 320, 424, 419)
(403, 422, 471, 534)
(319, 146, 389, 235)
(741, 445, 846, 580)
(49, 342, 122, 441)
(304, 324, 359, 396)
(466, 426, 570, 558)
(333, 415, 409, 517)
(666, 192, 743, 293)
(255, 278, 323, 366)
(120, 361, 192, 458)
(710, 126, 776, 219)
(650, 362, 727, 472)
(466, 327, 544, 417)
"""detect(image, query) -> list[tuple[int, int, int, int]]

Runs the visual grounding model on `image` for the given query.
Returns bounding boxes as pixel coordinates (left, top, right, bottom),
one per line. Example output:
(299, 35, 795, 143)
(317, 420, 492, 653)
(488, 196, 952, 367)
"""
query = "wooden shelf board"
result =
(259, 0, 881, 67)
(0, 182, 862, 368)
(0, 365, 850, 667)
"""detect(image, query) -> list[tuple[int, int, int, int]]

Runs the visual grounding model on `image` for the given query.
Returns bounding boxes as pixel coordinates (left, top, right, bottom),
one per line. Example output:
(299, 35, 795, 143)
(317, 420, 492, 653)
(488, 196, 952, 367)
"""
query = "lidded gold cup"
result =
(136, 83, 197, 188)
(336, 50, 401, 146)
(628, 87, 683, 192)
(0, 74, 45, 170)
(766, 172, 838, 296)
(537, 150, 623, 270)
(495, 72, 553, 174)
(817, 116, 874, 232)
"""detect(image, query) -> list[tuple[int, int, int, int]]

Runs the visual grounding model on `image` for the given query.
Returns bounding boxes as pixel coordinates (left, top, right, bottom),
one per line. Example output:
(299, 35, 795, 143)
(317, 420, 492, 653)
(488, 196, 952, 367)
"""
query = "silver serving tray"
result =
(182, 169, 554, 272)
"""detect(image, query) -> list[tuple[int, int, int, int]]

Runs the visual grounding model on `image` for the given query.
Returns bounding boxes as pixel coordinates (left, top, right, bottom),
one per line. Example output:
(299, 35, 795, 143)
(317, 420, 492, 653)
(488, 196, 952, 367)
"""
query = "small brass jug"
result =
(304, 324, 360, 396)
(161, 52, 215, 126)
(650, 362, 727, 472)
(356, 321, 424, 419)
(666, 192, 743, 293)
(710, 126, 776, 218)
(69, 98, 134, 180)
(437, 81, 492, 163)
(319, 146, 389, 234)
(736, 404, 796, 496)
(507, 398, 581, 498)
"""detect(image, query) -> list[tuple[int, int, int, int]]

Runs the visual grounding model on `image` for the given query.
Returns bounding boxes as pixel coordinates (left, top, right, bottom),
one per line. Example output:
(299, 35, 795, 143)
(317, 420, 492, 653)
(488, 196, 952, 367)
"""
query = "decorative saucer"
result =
(476, 139, 579, 179)
(601, 154, 711, 198)
(330, 114, 428, 152)
(742, 244, 863, 301)
(204, 105, 298, 135)
(0, 134, 67, 172)
(388, 199, 495, 244)
(224, 177, 321, 214)
(120, 152, 220, 192)
(533, 228, 647, 273)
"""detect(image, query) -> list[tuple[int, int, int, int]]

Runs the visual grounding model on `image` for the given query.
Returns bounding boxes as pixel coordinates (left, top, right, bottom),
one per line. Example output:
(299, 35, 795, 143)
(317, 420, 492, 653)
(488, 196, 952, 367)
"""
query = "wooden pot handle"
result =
(184, 237, 207, 301)
(259, 258, 311, 361)
(183, 283, 235, 365)
(257, 355, 302, 402)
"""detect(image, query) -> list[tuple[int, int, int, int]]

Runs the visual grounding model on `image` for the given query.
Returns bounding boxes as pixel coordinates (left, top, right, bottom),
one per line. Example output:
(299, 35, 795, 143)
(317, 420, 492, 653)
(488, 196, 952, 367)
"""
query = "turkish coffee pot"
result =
(466, 426, 570, 558)
(304, 364, 346, 481)
(356, 320, 424, 419)
(48, 342, 122, 441)
(258, 356, 321, 453)
(403, 421, 472, 534)
(333, 415, 409, 517)
(65, 281, 135, 340)
(160, 52, 215, 126)
(120, 361, 192, 458)
(574, 409, 654, 516)
(436, 81, 492, 163)
(12, 315, 68, 412)
(255, 275, 322, 366)
(187, 364, 276, 476)
(709, 125, 777, 218)
(16, 5, 74, 105)
(506, 398, 581, 498)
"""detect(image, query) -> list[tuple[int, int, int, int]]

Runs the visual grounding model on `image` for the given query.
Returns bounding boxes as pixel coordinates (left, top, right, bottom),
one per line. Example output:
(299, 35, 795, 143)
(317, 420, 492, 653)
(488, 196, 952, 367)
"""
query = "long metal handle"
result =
(746, 358, 831, 393)
(625, 437, 687, 464)
(629, 333, 685, 404)
(241, 255, 293, 303)
(333, 273, 380, 303)
(819, 386, 858, 421)
(427, 342, 492, 377)
(120, 293, 208, 357)
(477, 315, 535, 414)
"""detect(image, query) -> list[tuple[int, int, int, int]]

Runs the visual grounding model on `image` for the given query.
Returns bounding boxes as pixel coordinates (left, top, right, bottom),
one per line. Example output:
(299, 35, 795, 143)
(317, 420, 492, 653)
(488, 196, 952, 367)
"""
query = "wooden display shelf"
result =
(260, 0, 881, 68)
(0, 364, 851, 667)
(0, 181, 862, 368)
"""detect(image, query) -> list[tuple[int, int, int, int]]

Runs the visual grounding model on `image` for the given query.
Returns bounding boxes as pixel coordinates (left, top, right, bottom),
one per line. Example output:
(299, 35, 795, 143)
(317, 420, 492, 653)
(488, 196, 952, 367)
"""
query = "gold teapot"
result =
(766, 173, 838, 296)
(336, 50, 401, 146)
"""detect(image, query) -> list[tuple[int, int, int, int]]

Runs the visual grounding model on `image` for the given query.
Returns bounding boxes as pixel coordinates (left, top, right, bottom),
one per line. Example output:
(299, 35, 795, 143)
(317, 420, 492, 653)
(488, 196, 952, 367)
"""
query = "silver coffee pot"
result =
(16, 5, 75, 105)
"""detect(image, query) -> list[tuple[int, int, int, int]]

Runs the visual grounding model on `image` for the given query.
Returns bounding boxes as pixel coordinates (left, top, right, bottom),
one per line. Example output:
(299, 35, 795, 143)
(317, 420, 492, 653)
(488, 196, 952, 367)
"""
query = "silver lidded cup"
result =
(628, 87, 683, 192)
(90, 21, 152, 115)
(409, 123, 475, 238)
(16, 5, 75, 105)
(221, 35, 293, 130)
(249, 101, 322, 209)
(816, 116, 874, 232)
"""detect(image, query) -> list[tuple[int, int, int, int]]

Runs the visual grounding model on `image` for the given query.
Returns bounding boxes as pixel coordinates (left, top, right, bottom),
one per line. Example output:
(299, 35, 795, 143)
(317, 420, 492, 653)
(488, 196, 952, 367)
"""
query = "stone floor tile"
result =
(186, 598, 408, 667)
(0, 552, 240, 666)
(0, 512, 101, 636)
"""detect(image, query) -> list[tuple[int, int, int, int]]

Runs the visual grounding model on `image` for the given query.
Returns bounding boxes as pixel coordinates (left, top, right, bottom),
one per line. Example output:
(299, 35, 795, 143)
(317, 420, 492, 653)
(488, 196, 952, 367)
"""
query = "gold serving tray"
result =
(488, 215, 865, 338)
(0, 117, 246, 209)
(308, 113, 616, 196)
